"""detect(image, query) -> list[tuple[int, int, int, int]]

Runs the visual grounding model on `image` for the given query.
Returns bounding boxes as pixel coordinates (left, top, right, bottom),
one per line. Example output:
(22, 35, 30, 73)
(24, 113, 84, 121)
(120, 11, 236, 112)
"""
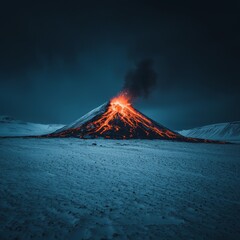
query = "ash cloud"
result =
(123, 59, 157, 99)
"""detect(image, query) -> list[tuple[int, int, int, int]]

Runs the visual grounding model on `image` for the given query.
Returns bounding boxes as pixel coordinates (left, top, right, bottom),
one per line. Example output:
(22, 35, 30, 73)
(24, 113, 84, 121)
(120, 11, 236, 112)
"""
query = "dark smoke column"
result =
(123, 59, 157, 99)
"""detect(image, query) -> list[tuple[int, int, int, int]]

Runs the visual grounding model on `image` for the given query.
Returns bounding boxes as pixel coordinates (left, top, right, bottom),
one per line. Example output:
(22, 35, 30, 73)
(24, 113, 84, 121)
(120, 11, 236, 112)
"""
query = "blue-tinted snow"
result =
(0, 138, 239, 239)
(0, 116, 64, 137)
(179, 121, 240, 142)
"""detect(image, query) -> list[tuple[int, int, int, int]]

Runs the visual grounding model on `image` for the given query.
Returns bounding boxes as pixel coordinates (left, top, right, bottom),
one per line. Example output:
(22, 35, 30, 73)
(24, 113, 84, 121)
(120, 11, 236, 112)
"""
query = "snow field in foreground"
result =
(0, 139, 240, 240)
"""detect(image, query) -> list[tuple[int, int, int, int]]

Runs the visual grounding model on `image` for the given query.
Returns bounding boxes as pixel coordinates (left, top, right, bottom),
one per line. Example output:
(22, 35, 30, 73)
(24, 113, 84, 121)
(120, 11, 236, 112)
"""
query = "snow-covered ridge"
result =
(54, 102, 108, 133)
(179, 121, 240, 142)
(0, 115, 65, 137)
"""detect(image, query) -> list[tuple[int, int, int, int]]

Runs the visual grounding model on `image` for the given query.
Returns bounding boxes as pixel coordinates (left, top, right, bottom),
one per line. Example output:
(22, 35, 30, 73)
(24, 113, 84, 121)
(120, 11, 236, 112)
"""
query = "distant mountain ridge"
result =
(179, 121, 240, 142)
(0, 115, 64, 137)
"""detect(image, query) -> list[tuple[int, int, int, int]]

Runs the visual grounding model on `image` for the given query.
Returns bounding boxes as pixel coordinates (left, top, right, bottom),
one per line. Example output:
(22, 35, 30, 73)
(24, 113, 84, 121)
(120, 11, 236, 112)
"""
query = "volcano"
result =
(47, 94, 223, 143)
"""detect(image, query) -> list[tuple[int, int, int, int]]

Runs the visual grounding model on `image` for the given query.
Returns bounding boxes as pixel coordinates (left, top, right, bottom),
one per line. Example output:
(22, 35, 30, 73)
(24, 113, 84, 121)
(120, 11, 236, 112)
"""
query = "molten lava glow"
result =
(110, 94, 131, 115)
(85, 93, 178, 138)
(47, 92, 225, 142)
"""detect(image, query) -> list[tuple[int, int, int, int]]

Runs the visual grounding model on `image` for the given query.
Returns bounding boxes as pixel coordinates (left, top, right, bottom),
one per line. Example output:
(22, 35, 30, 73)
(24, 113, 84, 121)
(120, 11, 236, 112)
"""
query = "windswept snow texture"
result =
(0, 116, 64, 137)
(0, 138, 240, 240)
(179, 121, 240, 143)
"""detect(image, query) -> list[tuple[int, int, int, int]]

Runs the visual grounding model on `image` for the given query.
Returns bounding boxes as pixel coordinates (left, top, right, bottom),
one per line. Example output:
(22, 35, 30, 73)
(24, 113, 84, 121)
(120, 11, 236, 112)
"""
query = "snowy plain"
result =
(0, 138, 240, 240)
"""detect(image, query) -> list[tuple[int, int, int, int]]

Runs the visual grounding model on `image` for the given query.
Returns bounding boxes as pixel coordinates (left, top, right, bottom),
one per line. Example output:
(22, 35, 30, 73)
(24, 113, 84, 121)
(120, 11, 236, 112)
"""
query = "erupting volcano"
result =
(48, 93, 222, 143)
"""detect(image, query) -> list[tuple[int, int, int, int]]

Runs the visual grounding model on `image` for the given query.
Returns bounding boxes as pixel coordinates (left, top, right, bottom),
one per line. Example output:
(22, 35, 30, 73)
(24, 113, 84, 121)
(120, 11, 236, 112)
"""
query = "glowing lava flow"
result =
(84, 93, 178, 139)
(46, 93, 226, 142)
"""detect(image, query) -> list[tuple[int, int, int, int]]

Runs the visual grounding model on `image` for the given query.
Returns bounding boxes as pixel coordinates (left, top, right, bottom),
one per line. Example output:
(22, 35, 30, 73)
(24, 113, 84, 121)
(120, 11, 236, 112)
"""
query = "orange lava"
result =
(85, 93, 178, 138)
(46, 92, 226, 143)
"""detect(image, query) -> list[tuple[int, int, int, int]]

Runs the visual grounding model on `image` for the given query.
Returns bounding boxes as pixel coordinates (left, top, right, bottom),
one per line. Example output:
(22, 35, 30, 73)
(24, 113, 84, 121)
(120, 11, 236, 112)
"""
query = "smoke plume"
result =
(123, 59, 157, 99)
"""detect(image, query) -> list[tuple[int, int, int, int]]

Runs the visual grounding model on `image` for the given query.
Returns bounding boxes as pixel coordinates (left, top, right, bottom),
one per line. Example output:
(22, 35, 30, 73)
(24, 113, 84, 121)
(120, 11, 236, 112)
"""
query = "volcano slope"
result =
(47, 96, 222, 143)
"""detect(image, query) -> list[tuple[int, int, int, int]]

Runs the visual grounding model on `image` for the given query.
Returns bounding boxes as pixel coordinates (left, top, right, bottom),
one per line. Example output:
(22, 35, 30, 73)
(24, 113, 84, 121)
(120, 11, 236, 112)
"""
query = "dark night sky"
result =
(0, 0, 240, 130)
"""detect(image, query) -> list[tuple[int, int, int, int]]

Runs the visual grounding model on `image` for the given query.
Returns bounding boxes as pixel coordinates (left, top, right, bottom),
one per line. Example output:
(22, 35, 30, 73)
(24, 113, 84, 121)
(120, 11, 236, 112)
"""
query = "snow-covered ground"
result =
(179, 121, 240, 143)
(0, 116, 64, 137)
(0, 138, 240, 240)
